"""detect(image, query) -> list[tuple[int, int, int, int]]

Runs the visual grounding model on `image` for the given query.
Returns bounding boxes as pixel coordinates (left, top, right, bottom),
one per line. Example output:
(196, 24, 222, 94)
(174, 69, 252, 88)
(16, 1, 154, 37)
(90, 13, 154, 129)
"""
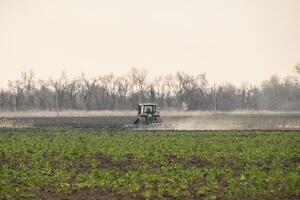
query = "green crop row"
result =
(0, 129, 299, 199)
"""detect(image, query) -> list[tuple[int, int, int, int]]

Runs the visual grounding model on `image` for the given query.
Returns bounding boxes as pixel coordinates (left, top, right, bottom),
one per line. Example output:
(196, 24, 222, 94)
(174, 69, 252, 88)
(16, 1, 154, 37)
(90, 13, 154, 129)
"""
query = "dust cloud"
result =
(0, 110, 136, 118)
(0, 110, 299, 130)
(161, 111, 300, 130)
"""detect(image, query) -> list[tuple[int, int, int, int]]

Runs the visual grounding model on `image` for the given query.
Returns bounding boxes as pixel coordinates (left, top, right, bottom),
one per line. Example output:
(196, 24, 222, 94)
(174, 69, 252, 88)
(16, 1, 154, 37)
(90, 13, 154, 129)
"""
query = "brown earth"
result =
(38, 188, 135, 200)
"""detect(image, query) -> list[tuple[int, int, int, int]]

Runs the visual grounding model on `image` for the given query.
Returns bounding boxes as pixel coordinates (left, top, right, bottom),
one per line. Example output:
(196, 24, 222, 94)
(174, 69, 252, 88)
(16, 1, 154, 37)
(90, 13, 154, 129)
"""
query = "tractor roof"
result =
(139, 103, 157, 106)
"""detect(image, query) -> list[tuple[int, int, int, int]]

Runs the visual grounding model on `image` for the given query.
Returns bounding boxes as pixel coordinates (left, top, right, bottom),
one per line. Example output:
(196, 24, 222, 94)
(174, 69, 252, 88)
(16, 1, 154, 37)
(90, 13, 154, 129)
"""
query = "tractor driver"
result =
(145, 106, 152, 114)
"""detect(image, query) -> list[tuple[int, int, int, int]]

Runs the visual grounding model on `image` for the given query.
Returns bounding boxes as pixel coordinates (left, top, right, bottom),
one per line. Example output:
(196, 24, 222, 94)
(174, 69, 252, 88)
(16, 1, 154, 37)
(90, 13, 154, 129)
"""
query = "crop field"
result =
(1, 128, 299, 200)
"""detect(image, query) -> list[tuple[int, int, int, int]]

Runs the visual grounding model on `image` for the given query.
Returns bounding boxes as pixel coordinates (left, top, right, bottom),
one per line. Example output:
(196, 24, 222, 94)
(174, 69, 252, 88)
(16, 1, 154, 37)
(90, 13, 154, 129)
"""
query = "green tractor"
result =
(133, 103, 162, 125)
(123, 103, 171, 129)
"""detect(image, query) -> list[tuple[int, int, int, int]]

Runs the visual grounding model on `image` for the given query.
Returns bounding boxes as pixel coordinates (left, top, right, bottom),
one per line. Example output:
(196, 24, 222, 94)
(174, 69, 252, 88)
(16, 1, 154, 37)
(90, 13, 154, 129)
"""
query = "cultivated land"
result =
(0, 128, 299, 200)
(1, 112, 300, 130)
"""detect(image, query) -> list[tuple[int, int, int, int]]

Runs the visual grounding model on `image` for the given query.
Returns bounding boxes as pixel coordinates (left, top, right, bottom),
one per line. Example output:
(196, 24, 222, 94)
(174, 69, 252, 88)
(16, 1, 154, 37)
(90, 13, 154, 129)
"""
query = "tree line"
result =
(0, 66, 300, 113)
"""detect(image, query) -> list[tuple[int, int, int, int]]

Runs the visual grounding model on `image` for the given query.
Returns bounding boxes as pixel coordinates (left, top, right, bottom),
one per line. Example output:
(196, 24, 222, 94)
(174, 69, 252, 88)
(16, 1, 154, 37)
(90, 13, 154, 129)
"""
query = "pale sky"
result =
(0, 0, 299, 87)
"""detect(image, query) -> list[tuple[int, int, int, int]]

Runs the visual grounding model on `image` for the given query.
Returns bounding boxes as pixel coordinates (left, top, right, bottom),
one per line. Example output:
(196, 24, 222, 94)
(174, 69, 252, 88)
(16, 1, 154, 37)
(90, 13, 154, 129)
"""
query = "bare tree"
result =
(36, 80, 52, 110)
(81, 73, 99, 111)
(8, 80, 24, 111)
(1, 68, 300, 112)
(164, 75, 174, 110)
(100, 73, 118, 109)
(172, 72, 185, 109)
(127, 68, 148, 103)
(115, 76, 129, 109)
(0, 89, 8, 111)
(151, 76, 165, 106)
(49, 72, 69, 116)
(20, 71, 35, 109)
(68, 79, 80, 109)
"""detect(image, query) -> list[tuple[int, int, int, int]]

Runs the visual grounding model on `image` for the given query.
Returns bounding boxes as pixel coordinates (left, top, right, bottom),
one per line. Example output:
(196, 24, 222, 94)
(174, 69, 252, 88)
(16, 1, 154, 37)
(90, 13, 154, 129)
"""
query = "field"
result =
(1, 127, 299, 199)
(2, 111, 300, 130)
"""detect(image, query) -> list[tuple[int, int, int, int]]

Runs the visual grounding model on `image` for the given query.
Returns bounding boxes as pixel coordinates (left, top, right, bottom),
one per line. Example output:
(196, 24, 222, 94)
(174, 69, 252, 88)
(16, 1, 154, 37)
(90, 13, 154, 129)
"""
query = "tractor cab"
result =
(137, 103, 157, 115)
(133, 103, 161, 125)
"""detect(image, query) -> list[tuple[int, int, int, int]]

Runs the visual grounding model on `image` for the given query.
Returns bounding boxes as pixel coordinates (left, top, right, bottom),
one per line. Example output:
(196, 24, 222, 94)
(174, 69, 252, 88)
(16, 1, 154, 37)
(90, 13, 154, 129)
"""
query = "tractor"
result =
(133, 103, 162, 125)
(123, 103, 172, 129)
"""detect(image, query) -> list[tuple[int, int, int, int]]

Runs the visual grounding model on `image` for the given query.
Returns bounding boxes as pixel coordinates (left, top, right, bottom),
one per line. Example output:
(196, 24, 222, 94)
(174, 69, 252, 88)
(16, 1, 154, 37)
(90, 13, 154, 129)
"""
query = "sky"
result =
(0, 0, 299, 87)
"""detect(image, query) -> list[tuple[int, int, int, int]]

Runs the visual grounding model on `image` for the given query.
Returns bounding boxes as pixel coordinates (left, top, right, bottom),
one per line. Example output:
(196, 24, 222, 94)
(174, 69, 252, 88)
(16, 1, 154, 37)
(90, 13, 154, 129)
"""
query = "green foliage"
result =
(0, 129, 299, 199)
